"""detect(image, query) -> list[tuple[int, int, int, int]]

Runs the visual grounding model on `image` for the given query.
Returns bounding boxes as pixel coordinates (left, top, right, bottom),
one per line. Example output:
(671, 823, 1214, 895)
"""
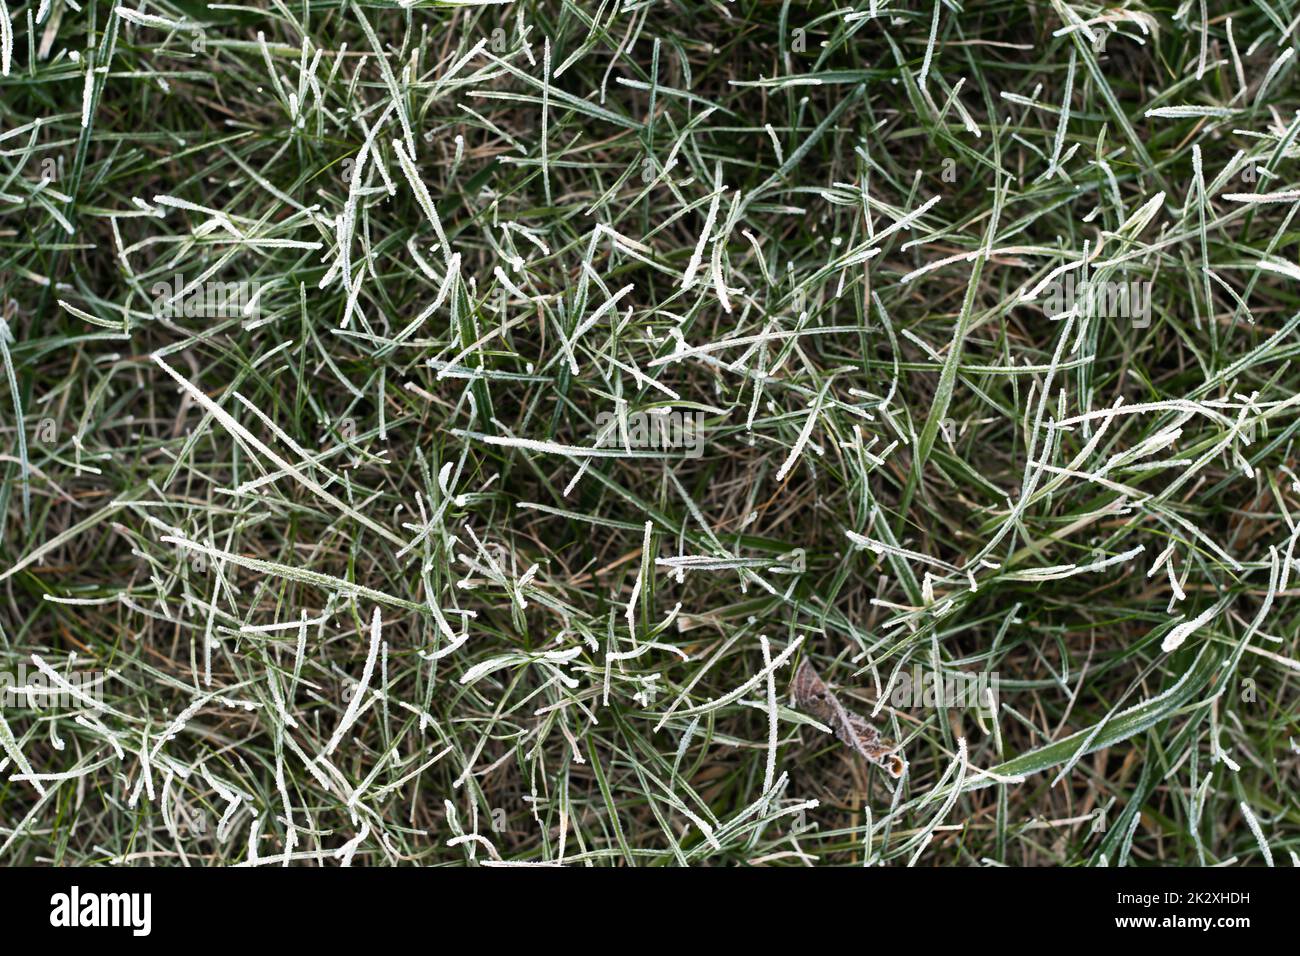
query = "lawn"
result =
(1, 0, 1297, 866)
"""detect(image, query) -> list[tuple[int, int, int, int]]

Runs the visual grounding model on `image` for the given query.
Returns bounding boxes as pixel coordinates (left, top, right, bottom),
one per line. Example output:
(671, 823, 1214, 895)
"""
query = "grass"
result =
(0, 0, 1298, 866)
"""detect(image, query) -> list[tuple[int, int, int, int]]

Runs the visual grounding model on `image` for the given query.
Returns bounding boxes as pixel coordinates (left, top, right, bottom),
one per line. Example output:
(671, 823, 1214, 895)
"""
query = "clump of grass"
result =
(0, 0, 1298, 866)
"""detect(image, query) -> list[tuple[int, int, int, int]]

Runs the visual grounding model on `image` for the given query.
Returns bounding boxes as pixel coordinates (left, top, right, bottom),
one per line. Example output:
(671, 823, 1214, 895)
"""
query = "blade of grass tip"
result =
(542, 37, 551, 207)
(1043, 46, 1075, 179)
(585, 736, 635, 866)
(1068, 28, 1164, 193)
(0, 710, 45, 795)
(393, 137, 452, 266)
(774, 378, 831, 483)
(351, 1, 415, 158)
(0, 317, 29, 525)
(899, 173, 1005, 524)
(1239, 800, 1274, 866)
(323, 607, 382, 757)
(150, 354, 405, 548)
(759, 635, 778, 803)
(0, 0, 11, 76)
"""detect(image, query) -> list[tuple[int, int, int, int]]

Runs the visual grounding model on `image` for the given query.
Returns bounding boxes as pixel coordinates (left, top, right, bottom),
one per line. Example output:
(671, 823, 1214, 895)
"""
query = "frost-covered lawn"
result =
(1, 1, 1297, 866)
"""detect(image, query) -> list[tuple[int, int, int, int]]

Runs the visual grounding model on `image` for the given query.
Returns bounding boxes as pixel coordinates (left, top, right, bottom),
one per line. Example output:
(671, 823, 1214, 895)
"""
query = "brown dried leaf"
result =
(792, 659, 906, 779)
